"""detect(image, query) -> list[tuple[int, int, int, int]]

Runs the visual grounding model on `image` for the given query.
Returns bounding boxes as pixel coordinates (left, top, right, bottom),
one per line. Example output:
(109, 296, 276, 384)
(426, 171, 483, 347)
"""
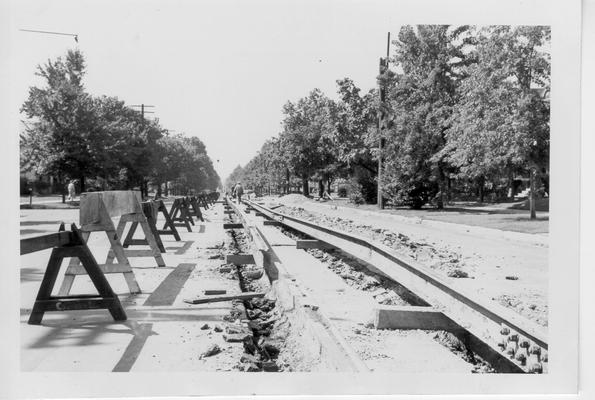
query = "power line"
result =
(19, 28, 78, 42)
(130, 104, 155, 122)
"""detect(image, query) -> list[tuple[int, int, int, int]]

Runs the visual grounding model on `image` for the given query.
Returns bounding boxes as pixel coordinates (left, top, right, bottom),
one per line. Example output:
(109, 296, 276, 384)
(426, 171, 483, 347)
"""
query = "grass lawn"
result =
(327, 199, 549, 234)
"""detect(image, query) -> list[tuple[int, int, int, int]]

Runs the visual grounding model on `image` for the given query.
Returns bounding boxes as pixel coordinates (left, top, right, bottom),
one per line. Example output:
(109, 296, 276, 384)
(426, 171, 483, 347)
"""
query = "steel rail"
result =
(245, 199, 548, 356)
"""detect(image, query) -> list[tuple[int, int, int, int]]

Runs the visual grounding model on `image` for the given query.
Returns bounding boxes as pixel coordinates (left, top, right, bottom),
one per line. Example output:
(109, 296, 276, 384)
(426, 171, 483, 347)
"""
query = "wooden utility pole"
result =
(130, 104, 155, 127)
(377, 32, 390, 209)
(130, 104, 155, 199)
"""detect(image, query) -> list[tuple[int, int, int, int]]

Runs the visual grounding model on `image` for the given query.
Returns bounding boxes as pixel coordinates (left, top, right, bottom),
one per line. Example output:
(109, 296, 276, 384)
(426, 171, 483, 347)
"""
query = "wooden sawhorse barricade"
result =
(21, 223, 126, 325)
(59, 191, 163, 296)
(153, 199, 181, 242)
(187, 196, 204, 222)
(106, 196, 166, 268)
(168, 197, 194, 232)
(122, 199, 183, 252)
(197, 194, 210, 210)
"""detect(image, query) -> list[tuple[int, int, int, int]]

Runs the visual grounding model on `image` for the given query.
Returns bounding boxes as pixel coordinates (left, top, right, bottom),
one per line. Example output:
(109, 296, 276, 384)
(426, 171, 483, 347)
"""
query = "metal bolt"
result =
(529, 362, 543, 374)
(515, 352, 527, 365)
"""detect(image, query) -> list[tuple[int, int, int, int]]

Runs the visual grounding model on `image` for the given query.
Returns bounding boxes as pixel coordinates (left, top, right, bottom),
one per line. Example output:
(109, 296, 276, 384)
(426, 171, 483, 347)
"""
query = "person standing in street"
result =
(233, 182, 244, 204)
(67, 180, 76, 201)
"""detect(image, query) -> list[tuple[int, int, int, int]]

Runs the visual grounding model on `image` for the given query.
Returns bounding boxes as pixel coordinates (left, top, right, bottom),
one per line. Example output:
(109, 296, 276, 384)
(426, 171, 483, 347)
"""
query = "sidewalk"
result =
(300, 201, 548, 247)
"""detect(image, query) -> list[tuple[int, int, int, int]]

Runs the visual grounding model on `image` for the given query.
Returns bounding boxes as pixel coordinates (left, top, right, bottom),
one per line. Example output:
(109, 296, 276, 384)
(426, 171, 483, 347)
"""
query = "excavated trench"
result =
(219, 229, 283, 372)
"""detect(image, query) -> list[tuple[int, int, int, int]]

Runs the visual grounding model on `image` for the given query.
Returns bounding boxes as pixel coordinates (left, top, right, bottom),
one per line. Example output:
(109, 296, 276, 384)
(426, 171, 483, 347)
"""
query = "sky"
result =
(8, 0, 405, 182)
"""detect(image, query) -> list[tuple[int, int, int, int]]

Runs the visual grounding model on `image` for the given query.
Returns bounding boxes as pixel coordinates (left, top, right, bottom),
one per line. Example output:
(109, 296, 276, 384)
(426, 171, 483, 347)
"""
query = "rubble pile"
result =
(279, 206, 474, 280)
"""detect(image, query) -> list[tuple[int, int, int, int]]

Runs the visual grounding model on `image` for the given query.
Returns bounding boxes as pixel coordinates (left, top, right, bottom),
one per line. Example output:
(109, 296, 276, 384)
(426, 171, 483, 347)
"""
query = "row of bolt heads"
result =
(499, 324, 547, 373)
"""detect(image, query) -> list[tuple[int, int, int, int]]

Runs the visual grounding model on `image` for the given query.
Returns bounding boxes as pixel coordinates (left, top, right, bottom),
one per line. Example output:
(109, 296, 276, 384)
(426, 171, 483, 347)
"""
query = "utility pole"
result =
(130, 104, 155, 200)
(130, 104, 155, 127)
(377, 32, 390, 210)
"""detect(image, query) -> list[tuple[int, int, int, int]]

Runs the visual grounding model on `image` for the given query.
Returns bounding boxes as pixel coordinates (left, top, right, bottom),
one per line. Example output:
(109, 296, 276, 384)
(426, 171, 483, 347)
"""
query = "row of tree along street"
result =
(225, 25, 550, 214)
(20, 49, 220, 198)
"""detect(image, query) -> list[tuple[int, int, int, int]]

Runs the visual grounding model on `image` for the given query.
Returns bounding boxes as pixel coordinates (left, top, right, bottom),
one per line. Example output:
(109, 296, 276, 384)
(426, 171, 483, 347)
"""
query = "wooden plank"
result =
(35, 298, 118, 312)
(66, 263, 135, 275)
(263, 220, 282, 226)
(80, 190, 142, 224)
(226, 253, 255, 265)
(126, 239, 148, 246)
(122, 249, 155, 257)
(374, 305, 464, 331)
(223, 223, 243, 229)
(296, 240, 334, 250)
(183, 292, 265, 305)
(20, 231, 72, 255)
(204, 289, 227, 295)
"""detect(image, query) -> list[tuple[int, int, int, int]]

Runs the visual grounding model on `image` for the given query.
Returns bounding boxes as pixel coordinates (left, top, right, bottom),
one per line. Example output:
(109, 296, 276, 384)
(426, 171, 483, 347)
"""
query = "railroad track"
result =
(224, 197, 548, 373)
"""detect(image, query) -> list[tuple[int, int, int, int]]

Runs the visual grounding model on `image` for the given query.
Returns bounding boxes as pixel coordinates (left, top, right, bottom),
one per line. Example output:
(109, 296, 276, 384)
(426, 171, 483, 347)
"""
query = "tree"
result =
(21, 49, 220, 198)
(21, 50, 106, 192)
(381, 25, 471, 208)
(440, 26, 550, 213)
(281, 89, 339, 196)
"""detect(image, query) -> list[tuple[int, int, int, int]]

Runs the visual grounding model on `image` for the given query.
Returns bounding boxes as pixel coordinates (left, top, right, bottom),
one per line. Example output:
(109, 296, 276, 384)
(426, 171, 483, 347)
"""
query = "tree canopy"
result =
(20, 49, 220, 195)
(227, 25, 550, 214)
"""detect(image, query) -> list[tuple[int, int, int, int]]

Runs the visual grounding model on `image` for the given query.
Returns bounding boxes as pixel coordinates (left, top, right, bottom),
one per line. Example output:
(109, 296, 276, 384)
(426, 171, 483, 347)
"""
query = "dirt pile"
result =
(279, 206, 474, 279)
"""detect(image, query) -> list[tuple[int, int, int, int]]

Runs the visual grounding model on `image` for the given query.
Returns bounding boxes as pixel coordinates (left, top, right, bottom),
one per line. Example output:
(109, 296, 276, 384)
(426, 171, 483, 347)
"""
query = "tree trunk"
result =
(164, 181, 169, 196)
(508, 169, 514, 201)
(436, 168, 445, 209)
(59, 174, 65, 203)
(285, 168, 290, 194)
(302, 176, 309, 197)
(318, 180, 324, 198)
(79, 175, 86, 193)
(327, 178, 332, 194)
(478, 176, 485, 203)
(156, 182, 162, 198)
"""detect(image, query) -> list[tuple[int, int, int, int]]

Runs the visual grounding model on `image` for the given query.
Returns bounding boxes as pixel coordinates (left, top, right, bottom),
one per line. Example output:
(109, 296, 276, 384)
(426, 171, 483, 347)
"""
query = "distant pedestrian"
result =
(67, 180, 76, 201)
(233, 182, 244, 204)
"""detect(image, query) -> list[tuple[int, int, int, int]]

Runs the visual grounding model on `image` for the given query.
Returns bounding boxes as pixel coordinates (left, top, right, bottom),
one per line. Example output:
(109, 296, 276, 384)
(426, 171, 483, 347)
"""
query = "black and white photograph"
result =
(1, 0, 584, 398)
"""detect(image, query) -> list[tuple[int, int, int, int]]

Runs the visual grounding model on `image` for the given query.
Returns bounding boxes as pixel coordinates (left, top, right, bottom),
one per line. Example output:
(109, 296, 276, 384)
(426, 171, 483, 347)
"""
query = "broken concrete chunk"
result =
(214, 325, 223, 332)
(447, 269, 469, 278)
(247, 309, 263, 319)
(225, 324, 250, 335)
(245, 269, 264, 280)
(200, 344, 221, 358)
(200, 324, 210, 330)
(242, 362, 261, 372)
(261, 361, 279, 372)
(240, 353, 260, 365)
(223, 333, 252, 343)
